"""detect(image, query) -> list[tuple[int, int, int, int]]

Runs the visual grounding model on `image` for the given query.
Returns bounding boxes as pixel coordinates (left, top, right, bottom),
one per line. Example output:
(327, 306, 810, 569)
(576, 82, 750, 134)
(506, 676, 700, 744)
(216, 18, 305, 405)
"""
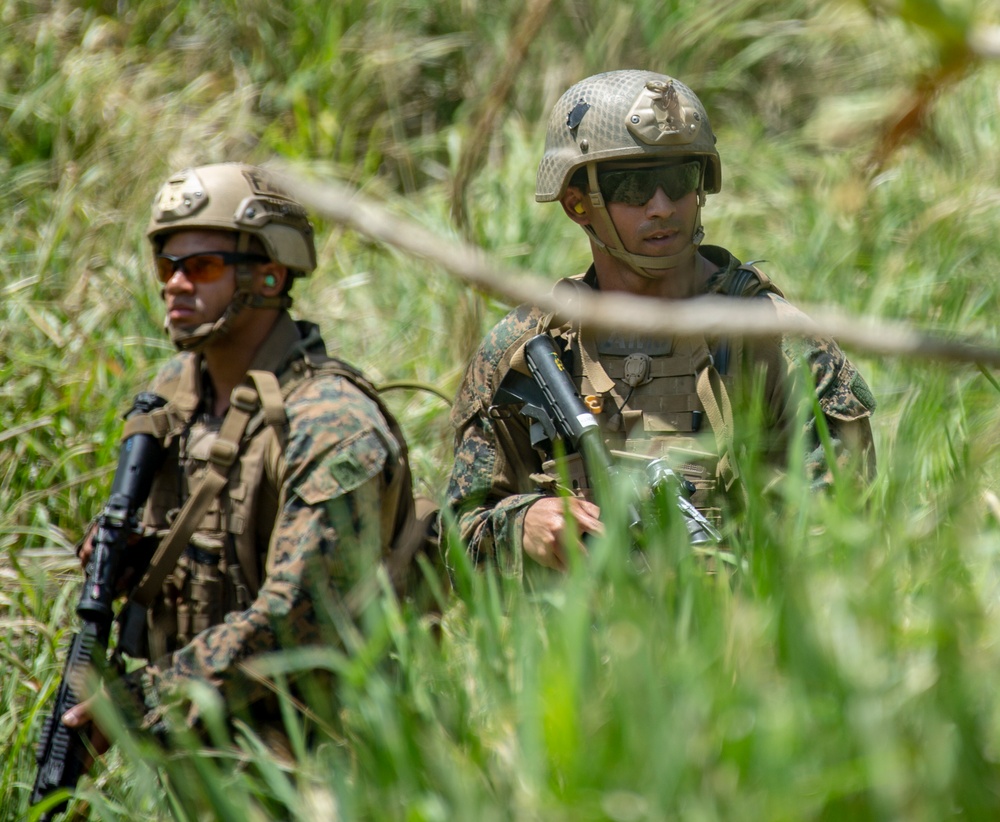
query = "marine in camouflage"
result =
(113, 312, 412, 730)
(446, 245, 876, 576)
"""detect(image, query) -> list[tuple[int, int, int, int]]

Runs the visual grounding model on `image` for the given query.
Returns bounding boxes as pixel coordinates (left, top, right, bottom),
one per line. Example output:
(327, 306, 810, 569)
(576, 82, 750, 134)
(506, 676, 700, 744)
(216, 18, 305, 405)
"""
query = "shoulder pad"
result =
(724, 262, 784, 299)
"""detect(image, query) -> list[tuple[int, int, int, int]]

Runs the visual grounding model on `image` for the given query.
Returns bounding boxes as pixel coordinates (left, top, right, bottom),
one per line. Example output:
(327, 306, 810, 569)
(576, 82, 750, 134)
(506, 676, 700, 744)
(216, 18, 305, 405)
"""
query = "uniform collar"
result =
(244, 311, 304, 375)
(179, 312, 306, 419)
(578, 248, 740, 295)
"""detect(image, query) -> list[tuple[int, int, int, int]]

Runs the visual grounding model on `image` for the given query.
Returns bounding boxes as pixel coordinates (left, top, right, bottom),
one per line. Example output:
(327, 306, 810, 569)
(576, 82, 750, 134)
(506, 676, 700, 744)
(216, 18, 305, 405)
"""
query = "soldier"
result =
(64, 162, 421, 750)
(446, 70, 877, 575)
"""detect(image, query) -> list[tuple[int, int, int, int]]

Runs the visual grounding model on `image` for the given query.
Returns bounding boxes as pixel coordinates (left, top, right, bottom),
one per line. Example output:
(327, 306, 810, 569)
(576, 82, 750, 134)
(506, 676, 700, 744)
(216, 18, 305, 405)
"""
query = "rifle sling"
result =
(695, 364, 739, 492)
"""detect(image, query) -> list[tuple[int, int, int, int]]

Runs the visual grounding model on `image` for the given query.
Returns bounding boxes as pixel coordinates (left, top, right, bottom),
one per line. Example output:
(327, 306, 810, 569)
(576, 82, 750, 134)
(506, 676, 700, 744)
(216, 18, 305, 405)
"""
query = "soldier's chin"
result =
(167, 316, 200, 331)
(165, 317, 208, 343)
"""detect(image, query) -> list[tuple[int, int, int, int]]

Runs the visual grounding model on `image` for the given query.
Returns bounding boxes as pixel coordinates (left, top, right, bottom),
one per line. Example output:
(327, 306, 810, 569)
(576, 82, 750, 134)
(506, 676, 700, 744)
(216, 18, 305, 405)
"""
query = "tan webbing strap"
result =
(696, 364, 739, 492)
(535, 275, 616, 397)
(247, 370, 286, 428)
(577, 329, 616, 396)
(225, 371, 286, 599)
(127, 383, 261, 610)
(120, 408, 171, 441)
(536, 275, 586, 341)
(737, 262, 783, 298)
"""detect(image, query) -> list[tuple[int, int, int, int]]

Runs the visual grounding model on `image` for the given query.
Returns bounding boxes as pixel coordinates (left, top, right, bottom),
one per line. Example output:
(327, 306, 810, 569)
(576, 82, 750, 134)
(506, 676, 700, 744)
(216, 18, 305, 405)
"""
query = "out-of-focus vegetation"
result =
(3, 0, 1000, 819)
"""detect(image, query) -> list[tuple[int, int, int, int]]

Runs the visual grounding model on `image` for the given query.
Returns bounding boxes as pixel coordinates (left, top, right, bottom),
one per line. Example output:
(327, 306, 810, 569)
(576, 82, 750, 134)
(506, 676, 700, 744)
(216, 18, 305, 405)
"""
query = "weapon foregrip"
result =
(32, 622, 107, 818)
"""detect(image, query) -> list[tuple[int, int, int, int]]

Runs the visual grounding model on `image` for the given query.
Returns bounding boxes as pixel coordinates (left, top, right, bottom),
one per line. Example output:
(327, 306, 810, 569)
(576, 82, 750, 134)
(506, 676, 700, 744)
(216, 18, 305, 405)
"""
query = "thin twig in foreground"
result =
(278, 170, 1000, 368)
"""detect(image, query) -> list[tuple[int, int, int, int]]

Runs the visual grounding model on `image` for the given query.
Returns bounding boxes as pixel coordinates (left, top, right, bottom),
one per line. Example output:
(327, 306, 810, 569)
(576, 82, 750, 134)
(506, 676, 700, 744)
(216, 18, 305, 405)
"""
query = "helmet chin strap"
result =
(165, 300, 246, 353)
(583, 164, 705, 280)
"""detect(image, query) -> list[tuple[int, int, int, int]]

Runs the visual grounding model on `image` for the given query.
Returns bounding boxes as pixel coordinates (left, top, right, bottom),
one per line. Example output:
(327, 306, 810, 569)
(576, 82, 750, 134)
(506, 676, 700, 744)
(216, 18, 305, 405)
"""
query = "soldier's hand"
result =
(522, 496, 602, 571)
(75, 524, 97, 569)
(61, 696, 111, 769)
(76, 524, 145, 589)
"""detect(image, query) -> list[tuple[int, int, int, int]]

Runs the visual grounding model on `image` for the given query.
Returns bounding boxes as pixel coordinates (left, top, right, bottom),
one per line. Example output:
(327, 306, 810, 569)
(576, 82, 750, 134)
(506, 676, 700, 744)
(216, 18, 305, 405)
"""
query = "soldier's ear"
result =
(258, 263, 288, 296)
(561, 189, 590, 225)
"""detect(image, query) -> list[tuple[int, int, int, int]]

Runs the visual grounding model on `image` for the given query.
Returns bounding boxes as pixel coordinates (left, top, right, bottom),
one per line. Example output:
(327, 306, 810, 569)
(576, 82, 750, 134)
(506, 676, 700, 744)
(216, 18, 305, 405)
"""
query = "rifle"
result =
(32, 392, 167, 820)
(495, 334, 720, 547)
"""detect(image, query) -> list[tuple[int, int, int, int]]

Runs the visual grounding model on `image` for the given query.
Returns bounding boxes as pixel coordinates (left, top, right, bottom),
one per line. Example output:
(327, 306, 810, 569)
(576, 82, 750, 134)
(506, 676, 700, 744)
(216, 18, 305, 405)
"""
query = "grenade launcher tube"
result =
(522, 335, 639, 528)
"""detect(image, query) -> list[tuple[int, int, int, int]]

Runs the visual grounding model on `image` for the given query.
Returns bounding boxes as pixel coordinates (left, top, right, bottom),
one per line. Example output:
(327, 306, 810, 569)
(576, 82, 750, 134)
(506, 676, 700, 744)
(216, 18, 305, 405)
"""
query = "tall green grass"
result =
(4, 0, 1000, 819)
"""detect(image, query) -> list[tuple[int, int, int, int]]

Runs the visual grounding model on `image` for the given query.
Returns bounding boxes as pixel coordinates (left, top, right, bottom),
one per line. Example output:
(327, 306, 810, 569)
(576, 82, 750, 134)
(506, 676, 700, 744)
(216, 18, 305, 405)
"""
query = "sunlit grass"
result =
(3, 0, 1000, 819)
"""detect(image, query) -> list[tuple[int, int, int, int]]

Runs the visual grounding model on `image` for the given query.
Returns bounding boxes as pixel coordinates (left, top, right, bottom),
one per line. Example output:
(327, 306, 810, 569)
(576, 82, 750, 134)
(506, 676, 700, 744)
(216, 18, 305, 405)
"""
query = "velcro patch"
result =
(295, 429, 388, 505)
(850, 372, 877, 413)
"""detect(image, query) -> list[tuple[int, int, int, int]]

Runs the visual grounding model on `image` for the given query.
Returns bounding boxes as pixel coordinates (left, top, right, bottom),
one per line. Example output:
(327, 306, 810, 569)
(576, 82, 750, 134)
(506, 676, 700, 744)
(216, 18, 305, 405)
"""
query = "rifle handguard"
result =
(32, 392, 167, 818)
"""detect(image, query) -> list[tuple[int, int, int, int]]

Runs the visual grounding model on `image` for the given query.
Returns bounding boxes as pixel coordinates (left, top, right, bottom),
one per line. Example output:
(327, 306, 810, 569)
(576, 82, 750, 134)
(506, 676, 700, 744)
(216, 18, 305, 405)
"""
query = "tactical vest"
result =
(117, 338, 426, 662)
(527, 260, 781, 520)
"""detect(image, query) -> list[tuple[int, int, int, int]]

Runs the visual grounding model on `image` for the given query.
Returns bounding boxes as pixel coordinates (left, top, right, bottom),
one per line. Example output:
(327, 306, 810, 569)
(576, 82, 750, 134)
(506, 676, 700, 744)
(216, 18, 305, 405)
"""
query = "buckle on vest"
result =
(209, 438, 239, 466)
(230, 385, 259, 413)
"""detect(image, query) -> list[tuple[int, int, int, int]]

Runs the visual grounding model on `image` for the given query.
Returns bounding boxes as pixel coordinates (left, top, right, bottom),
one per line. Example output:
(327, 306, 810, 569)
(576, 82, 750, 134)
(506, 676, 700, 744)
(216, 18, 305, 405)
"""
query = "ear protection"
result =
(574, 203, 586, 214)
(264, 274, 277, 288)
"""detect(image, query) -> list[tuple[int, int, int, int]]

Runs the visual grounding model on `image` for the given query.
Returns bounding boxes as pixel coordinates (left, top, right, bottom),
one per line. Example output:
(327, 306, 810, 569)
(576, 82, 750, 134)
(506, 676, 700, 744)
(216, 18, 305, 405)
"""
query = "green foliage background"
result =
(3, 0, 1000, 819)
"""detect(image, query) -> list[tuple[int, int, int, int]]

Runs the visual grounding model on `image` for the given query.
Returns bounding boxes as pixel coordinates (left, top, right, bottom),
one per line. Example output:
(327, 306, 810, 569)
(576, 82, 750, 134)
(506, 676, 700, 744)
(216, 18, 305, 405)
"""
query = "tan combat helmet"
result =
(147, 163, 317, 351)
(536, 70, 720, 277)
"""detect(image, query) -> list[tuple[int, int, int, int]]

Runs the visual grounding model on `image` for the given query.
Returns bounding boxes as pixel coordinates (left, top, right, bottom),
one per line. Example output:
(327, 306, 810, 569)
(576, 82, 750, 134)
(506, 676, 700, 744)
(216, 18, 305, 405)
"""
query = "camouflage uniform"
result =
(446, 245, 876, 577)
(116, 311, 413, 728)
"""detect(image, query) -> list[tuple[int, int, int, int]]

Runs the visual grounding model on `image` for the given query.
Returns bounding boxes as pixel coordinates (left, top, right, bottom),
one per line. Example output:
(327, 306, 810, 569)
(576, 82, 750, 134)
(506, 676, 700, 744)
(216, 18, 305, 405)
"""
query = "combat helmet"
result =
(536, 70, 720, 276)
(147, 163, 317, 351)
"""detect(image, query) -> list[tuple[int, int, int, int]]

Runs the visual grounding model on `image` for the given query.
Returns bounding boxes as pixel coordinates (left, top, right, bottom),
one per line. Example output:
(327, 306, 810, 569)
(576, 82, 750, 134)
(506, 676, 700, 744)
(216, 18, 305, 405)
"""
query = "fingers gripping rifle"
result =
(32, 393, 167, 819)
(495, 334, 720, 547)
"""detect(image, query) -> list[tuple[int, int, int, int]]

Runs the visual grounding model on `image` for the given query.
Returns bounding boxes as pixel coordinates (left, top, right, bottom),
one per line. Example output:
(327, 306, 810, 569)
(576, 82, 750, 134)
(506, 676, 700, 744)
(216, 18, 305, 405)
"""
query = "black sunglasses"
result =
(598, 161, 702, 206)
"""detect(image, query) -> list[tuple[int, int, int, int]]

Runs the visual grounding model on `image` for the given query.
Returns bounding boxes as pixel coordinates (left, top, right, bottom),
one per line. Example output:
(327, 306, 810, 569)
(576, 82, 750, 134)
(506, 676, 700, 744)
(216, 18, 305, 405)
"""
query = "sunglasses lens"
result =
(599, 162, 701, 205)
(155, 257, 174, 283)
(184, 255, 225, 282)
(156, 254, 228, 284)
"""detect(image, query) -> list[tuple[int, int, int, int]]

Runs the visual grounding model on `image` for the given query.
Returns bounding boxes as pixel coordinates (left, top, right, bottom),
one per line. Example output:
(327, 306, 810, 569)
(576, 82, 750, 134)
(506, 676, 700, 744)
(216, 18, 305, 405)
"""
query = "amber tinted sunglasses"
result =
(155, 251, 269, 284)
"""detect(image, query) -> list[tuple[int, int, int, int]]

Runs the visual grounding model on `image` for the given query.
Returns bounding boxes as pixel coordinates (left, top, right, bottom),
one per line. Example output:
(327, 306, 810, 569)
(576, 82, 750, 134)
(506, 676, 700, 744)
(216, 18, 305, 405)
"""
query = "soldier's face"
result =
(603, 185, 700, 259)
(159, 230, 239, 331)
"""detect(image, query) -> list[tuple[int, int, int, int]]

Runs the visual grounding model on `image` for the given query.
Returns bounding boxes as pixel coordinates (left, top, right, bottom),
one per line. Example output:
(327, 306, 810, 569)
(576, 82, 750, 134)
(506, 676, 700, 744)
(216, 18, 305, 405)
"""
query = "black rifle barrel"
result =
(522, 335, 639, 530)
(32, 392, 166, 819)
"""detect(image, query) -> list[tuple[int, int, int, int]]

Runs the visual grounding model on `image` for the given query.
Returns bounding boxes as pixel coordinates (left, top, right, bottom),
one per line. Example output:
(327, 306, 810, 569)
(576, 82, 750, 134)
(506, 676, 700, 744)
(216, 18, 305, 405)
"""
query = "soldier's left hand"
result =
(61, 696, 111, 769)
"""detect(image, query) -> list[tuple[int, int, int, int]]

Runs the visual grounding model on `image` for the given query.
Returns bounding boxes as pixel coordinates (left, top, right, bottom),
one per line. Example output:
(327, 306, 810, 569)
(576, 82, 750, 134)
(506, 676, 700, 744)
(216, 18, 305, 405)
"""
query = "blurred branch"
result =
(448, 0, 553, 235)
(279, 170, 1000, 368)
(865, 58, 971, 175)
(865, 7, 996, 174)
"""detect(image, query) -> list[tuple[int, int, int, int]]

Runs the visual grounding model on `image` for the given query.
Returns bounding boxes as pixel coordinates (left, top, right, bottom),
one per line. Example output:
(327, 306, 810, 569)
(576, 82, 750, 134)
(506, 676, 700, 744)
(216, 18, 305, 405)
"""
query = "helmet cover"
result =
(147, 163, 316, 275)
(536, 70, 721, 202)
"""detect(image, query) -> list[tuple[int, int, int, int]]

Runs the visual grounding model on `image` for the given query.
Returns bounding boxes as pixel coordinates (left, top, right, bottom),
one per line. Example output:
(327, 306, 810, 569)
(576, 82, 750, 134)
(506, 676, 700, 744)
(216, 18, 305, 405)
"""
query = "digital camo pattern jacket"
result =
(446, 245, 876, 578)
(115, 312, 410, 729)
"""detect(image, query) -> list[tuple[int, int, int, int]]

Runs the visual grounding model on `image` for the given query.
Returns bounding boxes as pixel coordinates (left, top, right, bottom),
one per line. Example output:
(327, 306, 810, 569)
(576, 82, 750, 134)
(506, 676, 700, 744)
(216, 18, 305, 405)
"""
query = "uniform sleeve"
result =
(123, 376, 400, 727)
(445, 307, 547, 578)
(764, 295, 877, 487)
(446, 382, 543, 578)
(792, 337, 877, 488)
